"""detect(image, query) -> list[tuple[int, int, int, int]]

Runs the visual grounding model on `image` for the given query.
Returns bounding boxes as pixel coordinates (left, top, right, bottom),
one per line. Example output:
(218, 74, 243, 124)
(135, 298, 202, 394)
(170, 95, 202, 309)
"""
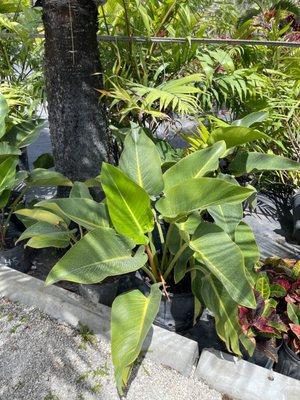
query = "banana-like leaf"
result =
(0, 1, 30, 13)
(119, 125, 164, 196)
(156, 177, 254, 219)
(232, 111, 268, 127)
(70, 181, 92, 199)
(15, 208, 65, 226)
(163, 141, 226, 191)
(208, 126, 268, 149)
(207, 174, 243, 239)
(190, 222, 256, 308)
(174, 247, 193, 283)
(0, 157, 18, 194)
(37, 198, 109, 230)
(4, 120, 45, 148)
(234, 221, 259, 286)
(111, 284, 162, 395)
(101, 163, 154, 245)
(0, 189, 10, 209)
(200, 272, 243, 356)
(27, 169, 73, 187)
(229, 151, 300, 176)
(0, 142, 21, 161)
(17, 221, 75, 249)
(45, 227, 148, 285)
(0, 94, 8, 139)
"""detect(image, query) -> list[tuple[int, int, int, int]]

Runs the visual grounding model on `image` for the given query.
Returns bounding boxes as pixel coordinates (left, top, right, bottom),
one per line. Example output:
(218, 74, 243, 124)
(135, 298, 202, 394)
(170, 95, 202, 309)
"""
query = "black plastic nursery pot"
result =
(0, 243, 31, 273)
(117, 272, 195, 333)
(154, 292, 195, 333)
(292, 192, 300, 243)
(244, 339, 282, 370)
(274, 341, 300, 380)
(79, 279, 119, 307)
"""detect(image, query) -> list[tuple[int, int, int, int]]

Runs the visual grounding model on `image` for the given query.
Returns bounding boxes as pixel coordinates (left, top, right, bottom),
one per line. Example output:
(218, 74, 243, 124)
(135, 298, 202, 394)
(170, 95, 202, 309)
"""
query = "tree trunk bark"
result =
(42, 0, 111, 183)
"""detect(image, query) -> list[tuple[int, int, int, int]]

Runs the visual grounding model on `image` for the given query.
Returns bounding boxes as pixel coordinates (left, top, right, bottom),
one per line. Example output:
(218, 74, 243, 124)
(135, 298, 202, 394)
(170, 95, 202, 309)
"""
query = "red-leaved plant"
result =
(239, 258, 300, 358)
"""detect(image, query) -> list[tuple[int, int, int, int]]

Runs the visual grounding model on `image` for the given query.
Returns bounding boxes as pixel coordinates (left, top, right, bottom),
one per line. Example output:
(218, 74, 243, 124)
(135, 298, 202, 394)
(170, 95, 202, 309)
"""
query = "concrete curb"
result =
(0, 266, 198, 377)
(195, 348, 300, 400)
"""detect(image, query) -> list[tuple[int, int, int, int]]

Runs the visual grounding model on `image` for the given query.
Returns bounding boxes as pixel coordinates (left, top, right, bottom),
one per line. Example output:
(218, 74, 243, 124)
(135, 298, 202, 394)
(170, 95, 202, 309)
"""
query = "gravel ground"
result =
(0, 297, 223, 400)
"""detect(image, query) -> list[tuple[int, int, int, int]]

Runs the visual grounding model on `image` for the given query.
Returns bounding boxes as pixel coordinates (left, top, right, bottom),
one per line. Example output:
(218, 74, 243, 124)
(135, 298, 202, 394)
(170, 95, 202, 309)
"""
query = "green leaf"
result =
(70, 181, 92, 199)
(0, 142, 20, 162)
(200, 273, 242, 356)
(33, 153, 54, 169)
(255, 275, 270, 300)
(0, 0, 30, 13)
(45, 227, 148, 285)
(229, 151, 300, 176)
(156, 177, 254, 219)
(101, 163, 154, 245)
(174, 247, 193, 284)
(0, 94, 8, 139)
(232, 112, 268, 127)
(190, 222, 256, 308)
(14, 208, 65, 226)
(0, 189, 10, 209)
(207, 174, 243, 239)
(0, 157, 18, 194)
(26, 235, 71, 249)
(287, 303, 300, 325)
(16, 221, 75, 249)
(234, 221, 259, 286)
(37, 198, 109, 230)
(269, 284, 287, 298)
(5, 120, 45, 148)
(119, 125, 164, 196)
(111, 284, 162, 394)
(163, 141, 226, 191)
(208, 127, 268, 149)
(27, 169, 73, 187)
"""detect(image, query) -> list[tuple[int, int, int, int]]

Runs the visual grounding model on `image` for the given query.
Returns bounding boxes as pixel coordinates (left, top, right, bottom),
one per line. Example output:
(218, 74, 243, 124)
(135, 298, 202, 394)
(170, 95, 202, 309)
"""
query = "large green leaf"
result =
(0, 157, 18, 194)
(14, 208, 65, 226)
(232, 111, 269, 127)
(0, 94, 9, 139)
(190, 222, 256, 308)
(36, 198, 109, 230)
(45, 227, 148, 285)
(156, 177, 254, 219)
(234, 221, 259, 286)
(27, 169, 73, 187)
(119, 126, 164, 196)
(0, 189, 10, 209)
(70, 181, 92, 199)
(200, 272, 242, 356)
(0, 142, 21, 161)
(111, 284, 162, 394)
(208, 127, 268, 149)
(163, 141, 226, 191)
(17, 221, 75, 249)
(208, 202, 243, 240)
(0, 0, 30, 13)
(5, 120, 45, 148)
(101, 163, 154, 245)
(229, 151, 300, 176)
(207, 174, 243, 239)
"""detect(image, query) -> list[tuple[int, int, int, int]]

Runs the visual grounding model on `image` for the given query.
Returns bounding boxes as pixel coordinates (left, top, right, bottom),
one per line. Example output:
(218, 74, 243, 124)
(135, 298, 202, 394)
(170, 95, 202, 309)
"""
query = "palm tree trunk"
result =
(42, 0, 111, 183)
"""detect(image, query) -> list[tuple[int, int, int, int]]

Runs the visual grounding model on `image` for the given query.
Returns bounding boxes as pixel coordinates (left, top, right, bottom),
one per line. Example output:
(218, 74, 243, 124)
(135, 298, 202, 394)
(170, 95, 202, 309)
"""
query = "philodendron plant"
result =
(16, 124, 300, 393)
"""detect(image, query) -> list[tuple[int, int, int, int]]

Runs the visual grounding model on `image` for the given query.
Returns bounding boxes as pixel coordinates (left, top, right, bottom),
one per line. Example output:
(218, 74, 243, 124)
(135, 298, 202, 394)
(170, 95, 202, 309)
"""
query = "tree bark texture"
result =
(43, 0, 110, 182)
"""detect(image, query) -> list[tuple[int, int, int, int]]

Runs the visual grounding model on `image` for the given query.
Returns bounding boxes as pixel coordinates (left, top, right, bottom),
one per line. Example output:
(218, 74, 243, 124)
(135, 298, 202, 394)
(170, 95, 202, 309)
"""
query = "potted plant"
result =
(240, 258, 300, 379)
(16, 124, 300, 393)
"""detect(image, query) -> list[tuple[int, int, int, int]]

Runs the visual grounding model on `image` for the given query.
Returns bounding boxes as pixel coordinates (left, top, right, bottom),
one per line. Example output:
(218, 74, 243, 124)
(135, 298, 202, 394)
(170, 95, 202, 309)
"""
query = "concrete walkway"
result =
(0, 297, 223, 400)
